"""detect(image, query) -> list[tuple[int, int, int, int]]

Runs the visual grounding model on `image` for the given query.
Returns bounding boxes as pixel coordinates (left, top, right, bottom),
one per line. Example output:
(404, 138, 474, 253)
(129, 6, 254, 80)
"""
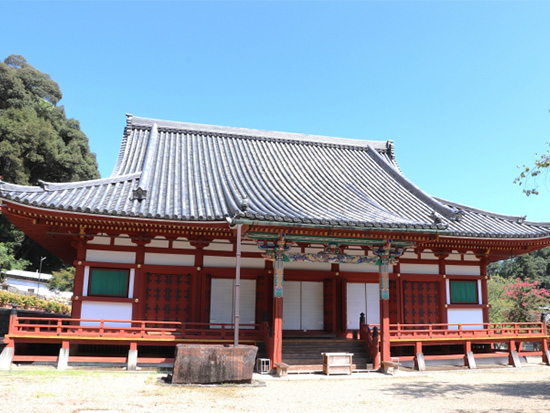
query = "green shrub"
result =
(0, 290, 71, 314)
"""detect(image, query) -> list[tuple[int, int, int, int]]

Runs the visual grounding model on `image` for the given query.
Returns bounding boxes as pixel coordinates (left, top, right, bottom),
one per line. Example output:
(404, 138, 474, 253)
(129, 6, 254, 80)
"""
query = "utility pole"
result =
(37, 256, 46, 295)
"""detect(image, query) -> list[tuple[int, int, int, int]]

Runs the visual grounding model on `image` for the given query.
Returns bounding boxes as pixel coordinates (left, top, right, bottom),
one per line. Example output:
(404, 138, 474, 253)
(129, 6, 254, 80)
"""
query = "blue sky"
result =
(2, 1, 550, 222)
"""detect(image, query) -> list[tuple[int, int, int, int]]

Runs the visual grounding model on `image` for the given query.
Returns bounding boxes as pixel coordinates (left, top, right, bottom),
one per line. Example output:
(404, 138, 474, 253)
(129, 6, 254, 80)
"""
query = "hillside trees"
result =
(488, 248, 550, 323)
(0, 55, 100, 274)
(488, 247, 550, 290)
(502, 278, 550, 323)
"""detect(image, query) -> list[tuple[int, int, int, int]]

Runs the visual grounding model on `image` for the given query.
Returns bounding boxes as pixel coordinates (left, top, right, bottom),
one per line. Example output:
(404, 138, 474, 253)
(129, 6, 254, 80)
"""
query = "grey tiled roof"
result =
(1, 114, 549, 238)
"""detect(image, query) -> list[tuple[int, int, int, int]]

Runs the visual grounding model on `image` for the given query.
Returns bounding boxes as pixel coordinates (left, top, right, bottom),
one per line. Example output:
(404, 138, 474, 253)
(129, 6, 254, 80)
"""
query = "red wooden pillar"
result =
(435, 250, 449, 324)
(480, 258, 489, 323)
(393, 261, 403, 324)
(191, 241, 205, 323)
(271, 242, 285, 365)
(542, 337, 549, 364)
(380, 299, 390, 363)
(132, 237, 148, 320)
(508, 339, 516, 365)
(272, 297, 283, 365)
(379, 257, 391, 368)
(71, 237, 88, 319)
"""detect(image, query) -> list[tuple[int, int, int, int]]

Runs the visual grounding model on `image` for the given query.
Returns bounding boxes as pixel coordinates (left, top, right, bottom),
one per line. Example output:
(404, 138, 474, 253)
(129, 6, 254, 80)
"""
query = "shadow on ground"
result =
(385, 379, 550, 400)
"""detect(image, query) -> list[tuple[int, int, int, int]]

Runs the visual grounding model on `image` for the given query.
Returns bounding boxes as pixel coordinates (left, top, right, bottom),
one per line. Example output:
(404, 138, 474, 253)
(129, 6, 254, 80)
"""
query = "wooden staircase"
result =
(282, 338, 374, 373)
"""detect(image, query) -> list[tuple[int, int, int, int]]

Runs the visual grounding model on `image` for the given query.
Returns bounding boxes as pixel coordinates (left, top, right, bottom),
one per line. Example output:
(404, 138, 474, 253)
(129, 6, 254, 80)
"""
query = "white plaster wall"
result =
(447, 308, 484, 329)
(204, 255, 264, 268)
(305, 247, 323, 254)
(343, 249, 366, 257)
(144, 253, 194, 266)
(399, 263, 439, 274)
(173, 240, 192, 249)
(339, 263, 380, 273)
(149, 238, 170, 248)
(88, 234, 111, 245)
(478, 280, 483, 305)
(448, 252, 462, 261)
(86, 250, 136, 264)
(80, 301, 132, 327)
(401, 251, 417, 260)
(204, 256, 236, 268)
(463, 253, 479, 262)
(204, 240, 234, 251)
(284, 261, 331, 271)
(128, 268, 135, 299)
(240, 242, 261, 253)
(287, 246, 301, 255)
(446, 265, 480, 276)
(240, 258, 265, 269)
(114, 236, 134, 247)
(420, 252, 437, 260)
(83, 267, 90, 296)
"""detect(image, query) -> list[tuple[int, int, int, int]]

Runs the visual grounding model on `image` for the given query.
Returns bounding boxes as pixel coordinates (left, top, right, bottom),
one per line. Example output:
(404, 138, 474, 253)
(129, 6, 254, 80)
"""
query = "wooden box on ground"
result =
(322, 352, 353, 375)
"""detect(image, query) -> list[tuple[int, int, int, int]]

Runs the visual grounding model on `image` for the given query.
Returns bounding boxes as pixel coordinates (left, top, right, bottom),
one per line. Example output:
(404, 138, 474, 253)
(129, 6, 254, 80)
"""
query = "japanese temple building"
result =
(1, 114, 550, 372)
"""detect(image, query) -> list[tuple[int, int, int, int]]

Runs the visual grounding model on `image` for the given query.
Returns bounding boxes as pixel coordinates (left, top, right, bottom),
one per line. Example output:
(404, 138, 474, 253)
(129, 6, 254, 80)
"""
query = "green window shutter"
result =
(89, 269, 129, 296)
(450, 280, 477, 304)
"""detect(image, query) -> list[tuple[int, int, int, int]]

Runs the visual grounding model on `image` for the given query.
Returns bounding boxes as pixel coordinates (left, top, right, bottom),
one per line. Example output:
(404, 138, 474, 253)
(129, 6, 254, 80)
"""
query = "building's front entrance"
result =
(346, 282, 380, 329)
(282, 281, 324, 331)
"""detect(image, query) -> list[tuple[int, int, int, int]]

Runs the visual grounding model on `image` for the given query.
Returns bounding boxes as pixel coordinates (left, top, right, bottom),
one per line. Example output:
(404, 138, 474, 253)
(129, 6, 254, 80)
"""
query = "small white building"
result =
(1, 269, 71, 301)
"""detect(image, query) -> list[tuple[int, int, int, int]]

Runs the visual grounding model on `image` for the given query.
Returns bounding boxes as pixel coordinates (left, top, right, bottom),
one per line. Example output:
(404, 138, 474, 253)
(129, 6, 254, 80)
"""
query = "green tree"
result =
(488, 246, 550, 290)
(0, 55, 99, 185)
(487, 275, 512, 323)
(48, 267, 75, 292)
(0, 55, 100, 273)
(0, 242, 30, 272)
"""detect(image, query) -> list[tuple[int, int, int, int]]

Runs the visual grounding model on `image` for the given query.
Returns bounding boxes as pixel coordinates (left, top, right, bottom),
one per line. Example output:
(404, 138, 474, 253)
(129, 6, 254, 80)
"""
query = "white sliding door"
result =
(283, 281, 324, 331)
(346, 283, 379, 330)
(210, 278, 256, 327)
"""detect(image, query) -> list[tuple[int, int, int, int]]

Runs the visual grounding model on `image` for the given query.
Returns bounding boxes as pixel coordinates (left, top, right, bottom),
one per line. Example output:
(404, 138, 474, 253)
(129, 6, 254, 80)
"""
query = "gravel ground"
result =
(1, 364, 549, 412)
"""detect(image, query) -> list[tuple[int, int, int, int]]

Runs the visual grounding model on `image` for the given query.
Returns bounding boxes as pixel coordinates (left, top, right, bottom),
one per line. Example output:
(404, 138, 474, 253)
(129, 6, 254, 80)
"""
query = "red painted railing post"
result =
(8, 304, 18, 335)
(542, 335, 549, 364)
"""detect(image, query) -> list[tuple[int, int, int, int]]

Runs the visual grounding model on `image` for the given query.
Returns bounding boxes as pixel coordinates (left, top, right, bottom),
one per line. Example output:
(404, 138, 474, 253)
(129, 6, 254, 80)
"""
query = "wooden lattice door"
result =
(144, 272, 191, 322)
(402, 281, 440, 324)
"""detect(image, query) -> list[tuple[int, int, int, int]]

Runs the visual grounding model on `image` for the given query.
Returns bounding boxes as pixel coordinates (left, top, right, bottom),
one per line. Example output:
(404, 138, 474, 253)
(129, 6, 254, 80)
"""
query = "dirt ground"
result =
(1, 364, 549, 412)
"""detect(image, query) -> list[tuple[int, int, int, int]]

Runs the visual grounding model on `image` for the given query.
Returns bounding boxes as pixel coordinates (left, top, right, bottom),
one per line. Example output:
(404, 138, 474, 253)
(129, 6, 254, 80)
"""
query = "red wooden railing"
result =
(389, 322, 548, 342)
(7, 316, 263, 342)
(359, 321, 380, 370)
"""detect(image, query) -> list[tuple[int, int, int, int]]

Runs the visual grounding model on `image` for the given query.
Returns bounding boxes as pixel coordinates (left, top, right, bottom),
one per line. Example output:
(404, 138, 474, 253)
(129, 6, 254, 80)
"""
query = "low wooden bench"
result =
(274, 362, 289, 377)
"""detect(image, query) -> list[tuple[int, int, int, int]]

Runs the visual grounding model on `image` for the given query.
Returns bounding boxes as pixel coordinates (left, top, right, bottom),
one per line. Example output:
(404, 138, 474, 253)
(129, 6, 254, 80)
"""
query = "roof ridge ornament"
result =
(430, 210, 443, 225)
(451, 209, 465, 222)
(37, 180, 49, 191)
(131, 187, 147, 201)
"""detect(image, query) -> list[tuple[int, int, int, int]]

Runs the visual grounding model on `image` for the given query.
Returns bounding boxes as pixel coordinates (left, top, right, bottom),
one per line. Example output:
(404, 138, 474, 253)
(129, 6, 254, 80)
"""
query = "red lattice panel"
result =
(145, 273, 191, 322)
(402, 281, 440, 324)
